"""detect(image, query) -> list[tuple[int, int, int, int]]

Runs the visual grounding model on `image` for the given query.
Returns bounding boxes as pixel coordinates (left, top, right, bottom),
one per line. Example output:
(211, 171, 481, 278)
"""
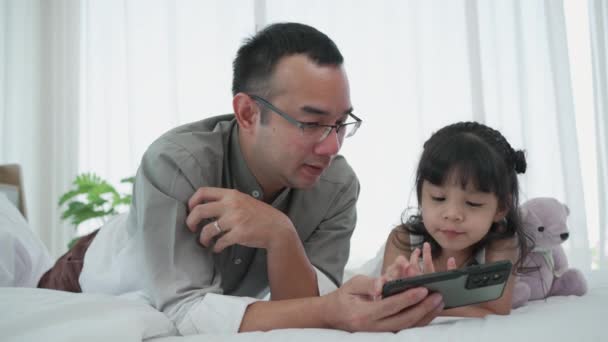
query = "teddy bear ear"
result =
(519, 206, 529, 219)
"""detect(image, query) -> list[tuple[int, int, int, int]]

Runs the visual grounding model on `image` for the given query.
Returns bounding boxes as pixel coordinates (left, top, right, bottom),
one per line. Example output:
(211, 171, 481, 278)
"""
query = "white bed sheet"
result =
(154, 272, 607, 342)
(1, 271, 606, 342)
(0, 287, 176, 342)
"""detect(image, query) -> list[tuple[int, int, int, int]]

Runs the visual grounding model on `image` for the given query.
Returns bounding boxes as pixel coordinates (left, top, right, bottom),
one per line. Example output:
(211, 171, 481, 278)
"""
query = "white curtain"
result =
(263, 0, 595, 269)
(78, 0, 255, 193)
(2, 0, 603, 269)
(588, 0, 608, 269)
(0, 0, 79, 259)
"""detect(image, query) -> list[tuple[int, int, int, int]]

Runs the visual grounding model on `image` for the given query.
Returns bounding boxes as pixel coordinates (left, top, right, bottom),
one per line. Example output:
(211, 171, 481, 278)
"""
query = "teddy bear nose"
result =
(560, 233, 569, 241)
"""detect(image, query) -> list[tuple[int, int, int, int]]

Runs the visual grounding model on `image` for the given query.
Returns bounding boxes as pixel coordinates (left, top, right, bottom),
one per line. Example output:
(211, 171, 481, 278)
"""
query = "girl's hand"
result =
(382, 255, 422, 281)
(409, 242, 458, 274)
(378, 242, 459, 299)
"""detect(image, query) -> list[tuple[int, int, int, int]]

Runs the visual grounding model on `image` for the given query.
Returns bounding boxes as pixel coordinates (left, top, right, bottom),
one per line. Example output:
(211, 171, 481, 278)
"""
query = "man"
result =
(40, 22, 443, 334)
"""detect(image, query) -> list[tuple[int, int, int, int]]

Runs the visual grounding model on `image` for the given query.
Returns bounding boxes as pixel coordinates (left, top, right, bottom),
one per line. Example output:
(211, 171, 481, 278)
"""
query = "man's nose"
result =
(313, 128, 341, 156)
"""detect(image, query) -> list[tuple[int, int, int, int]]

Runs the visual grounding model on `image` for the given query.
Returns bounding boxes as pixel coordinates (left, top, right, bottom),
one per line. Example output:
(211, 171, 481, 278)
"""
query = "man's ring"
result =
(214, 220, 223, 233)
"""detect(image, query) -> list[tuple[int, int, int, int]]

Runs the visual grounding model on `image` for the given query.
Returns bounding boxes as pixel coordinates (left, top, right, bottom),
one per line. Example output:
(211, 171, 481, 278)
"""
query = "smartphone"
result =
(382, 260, 512, 309)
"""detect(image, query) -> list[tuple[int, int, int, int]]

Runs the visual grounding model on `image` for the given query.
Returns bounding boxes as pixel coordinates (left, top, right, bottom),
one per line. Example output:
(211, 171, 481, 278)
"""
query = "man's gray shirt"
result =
(80, 114, 359, 334)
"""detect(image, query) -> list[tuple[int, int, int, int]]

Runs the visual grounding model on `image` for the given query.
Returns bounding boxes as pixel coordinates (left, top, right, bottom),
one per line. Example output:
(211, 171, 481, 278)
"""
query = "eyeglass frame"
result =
(247, 94, 362, 141)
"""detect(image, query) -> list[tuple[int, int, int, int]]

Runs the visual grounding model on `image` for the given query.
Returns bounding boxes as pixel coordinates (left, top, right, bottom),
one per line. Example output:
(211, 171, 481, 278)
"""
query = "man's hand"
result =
(321, 275, 444, 332)
(186, 187, 295, 253)
(186, 187, 318, 299)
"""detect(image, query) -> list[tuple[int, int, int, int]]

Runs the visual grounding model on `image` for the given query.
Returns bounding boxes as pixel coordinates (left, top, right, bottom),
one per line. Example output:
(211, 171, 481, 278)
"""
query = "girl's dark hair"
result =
(395, 121, 531, 269)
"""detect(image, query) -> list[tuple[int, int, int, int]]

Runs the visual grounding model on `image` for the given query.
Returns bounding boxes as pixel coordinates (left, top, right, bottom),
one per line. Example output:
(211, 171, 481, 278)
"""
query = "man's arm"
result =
(185, 155, 359, 300)
(136, 139, 444, 333)
(240, 275, 445, 332)
(267, 168, 360, 298)
(299, 170, 360, 290)
(266, 225, 319, 299)
(187, 187, 319, 300)
(117, 139, 262, 335)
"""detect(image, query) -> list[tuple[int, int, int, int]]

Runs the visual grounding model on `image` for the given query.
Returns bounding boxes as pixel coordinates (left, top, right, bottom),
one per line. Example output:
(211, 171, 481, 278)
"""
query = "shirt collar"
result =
(227, 123, 290, 207)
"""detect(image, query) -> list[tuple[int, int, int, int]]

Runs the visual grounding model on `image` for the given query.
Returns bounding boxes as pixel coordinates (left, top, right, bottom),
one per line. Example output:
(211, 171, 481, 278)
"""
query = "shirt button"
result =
(233, 258, 242, 265)
(252, 190, 260, 198)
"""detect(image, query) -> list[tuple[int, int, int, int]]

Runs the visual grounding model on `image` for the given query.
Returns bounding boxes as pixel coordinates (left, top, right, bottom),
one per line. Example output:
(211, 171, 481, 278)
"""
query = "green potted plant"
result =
(59, 173, 134, 248)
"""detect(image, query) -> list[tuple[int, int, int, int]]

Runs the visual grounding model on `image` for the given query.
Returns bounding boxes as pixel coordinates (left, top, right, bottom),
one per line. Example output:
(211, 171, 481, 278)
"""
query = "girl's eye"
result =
(466, 201, 483, 207)
(431, 196, 445, 202)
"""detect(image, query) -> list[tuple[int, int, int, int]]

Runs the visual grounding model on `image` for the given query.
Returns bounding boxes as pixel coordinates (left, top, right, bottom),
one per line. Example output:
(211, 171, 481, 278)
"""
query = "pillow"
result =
(0, 193, 52, 287)
(344, 243, 385, 281)
(0, 287, 176, 341)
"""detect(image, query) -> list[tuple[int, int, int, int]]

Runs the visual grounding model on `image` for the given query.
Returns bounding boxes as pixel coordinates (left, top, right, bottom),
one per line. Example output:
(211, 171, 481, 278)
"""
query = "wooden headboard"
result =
(0, 164, 27, 218)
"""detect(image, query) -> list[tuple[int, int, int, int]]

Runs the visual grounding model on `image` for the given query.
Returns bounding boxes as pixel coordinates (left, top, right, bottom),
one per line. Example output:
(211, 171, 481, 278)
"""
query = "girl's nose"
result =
(443, 205, 464, 222)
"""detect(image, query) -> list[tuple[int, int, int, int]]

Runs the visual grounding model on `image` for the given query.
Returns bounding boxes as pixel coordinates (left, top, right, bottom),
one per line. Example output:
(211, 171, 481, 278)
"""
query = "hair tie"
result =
(513, 150, 527, 174)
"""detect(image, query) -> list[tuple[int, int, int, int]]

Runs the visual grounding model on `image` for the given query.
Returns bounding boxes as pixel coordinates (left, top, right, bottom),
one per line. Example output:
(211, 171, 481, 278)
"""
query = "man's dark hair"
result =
(232, 22, 344, 97)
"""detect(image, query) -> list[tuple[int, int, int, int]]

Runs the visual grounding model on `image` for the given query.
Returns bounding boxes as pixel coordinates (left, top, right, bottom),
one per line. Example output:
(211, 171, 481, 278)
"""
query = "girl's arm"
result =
(440, 236, 519, 317)
(382, 229, 412, 273)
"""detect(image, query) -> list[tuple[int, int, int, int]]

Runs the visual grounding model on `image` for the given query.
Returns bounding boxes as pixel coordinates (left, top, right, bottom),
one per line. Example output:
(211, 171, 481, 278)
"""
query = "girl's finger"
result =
(396, 256, 411, 278)
(389, 264, 400, 280)
(422, 242, 434, 273)
(386, 255, 409, 280)
(409, 248, 421, 274)
(446, 257, 457, 270)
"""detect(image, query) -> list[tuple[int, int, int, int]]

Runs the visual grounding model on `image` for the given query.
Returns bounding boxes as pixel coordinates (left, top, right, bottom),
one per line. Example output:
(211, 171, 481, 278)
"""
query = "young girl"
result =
(382, 121, 530, 317)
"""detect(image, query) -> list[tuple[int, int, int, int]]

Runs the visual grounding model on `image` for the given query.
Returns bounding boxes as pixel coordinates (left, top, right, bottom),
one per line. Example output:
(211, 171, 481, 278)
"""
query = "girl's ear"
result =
(493, 195, 512, 223)
(493, 206, 509, 223)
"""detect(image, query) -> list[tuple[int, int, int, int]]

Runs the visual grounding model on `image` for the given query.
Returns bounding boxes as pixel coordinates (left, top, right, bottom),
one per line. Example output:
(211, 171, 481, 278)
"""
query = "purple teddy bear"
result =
(512, 197, 588, 308)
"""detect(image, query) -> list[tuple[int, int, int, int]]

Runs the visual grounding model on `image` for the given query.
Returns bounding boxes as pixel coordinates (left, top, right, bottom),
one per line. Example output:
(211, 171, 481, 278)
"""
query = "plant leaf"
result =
(59, 173, 135, 229)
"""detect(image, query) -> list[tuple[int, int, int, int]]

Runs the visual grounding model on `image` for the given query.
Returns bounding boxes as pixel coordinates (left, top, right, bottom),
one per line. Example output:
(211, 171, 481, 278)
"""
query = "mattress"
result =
(2, 270, 606, 342)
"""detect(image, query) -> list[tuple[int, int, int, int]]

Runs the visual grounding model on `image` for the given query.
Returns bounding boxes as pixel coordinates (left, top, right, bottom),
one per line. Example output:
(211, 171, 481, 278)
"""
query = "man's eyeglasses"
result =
(248, 94, 362, 143)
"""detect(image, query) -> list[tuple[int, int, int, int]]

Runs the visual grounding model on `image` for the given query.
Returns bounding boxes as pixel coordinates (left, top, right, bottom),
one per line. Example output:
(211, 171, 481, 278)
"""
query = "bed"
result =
(1, 164, 606, 341)
(2, 266, 606, 342)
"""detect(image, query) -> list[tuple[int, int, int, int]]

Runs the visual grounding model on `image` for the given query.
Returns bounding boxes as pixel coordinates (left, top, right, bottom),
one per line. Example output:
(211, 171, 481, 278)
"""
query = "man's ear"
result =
(233, 93, 259, 132)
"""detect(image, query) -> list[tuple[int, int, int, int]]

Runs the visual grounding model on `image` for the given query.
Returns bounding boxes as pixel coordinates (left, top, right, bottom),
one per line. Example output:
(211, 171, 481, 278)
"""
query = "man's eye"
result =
(301, 122, 322, 130)
(466, 201, 483, 207)
(431, 196, 445, 202)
